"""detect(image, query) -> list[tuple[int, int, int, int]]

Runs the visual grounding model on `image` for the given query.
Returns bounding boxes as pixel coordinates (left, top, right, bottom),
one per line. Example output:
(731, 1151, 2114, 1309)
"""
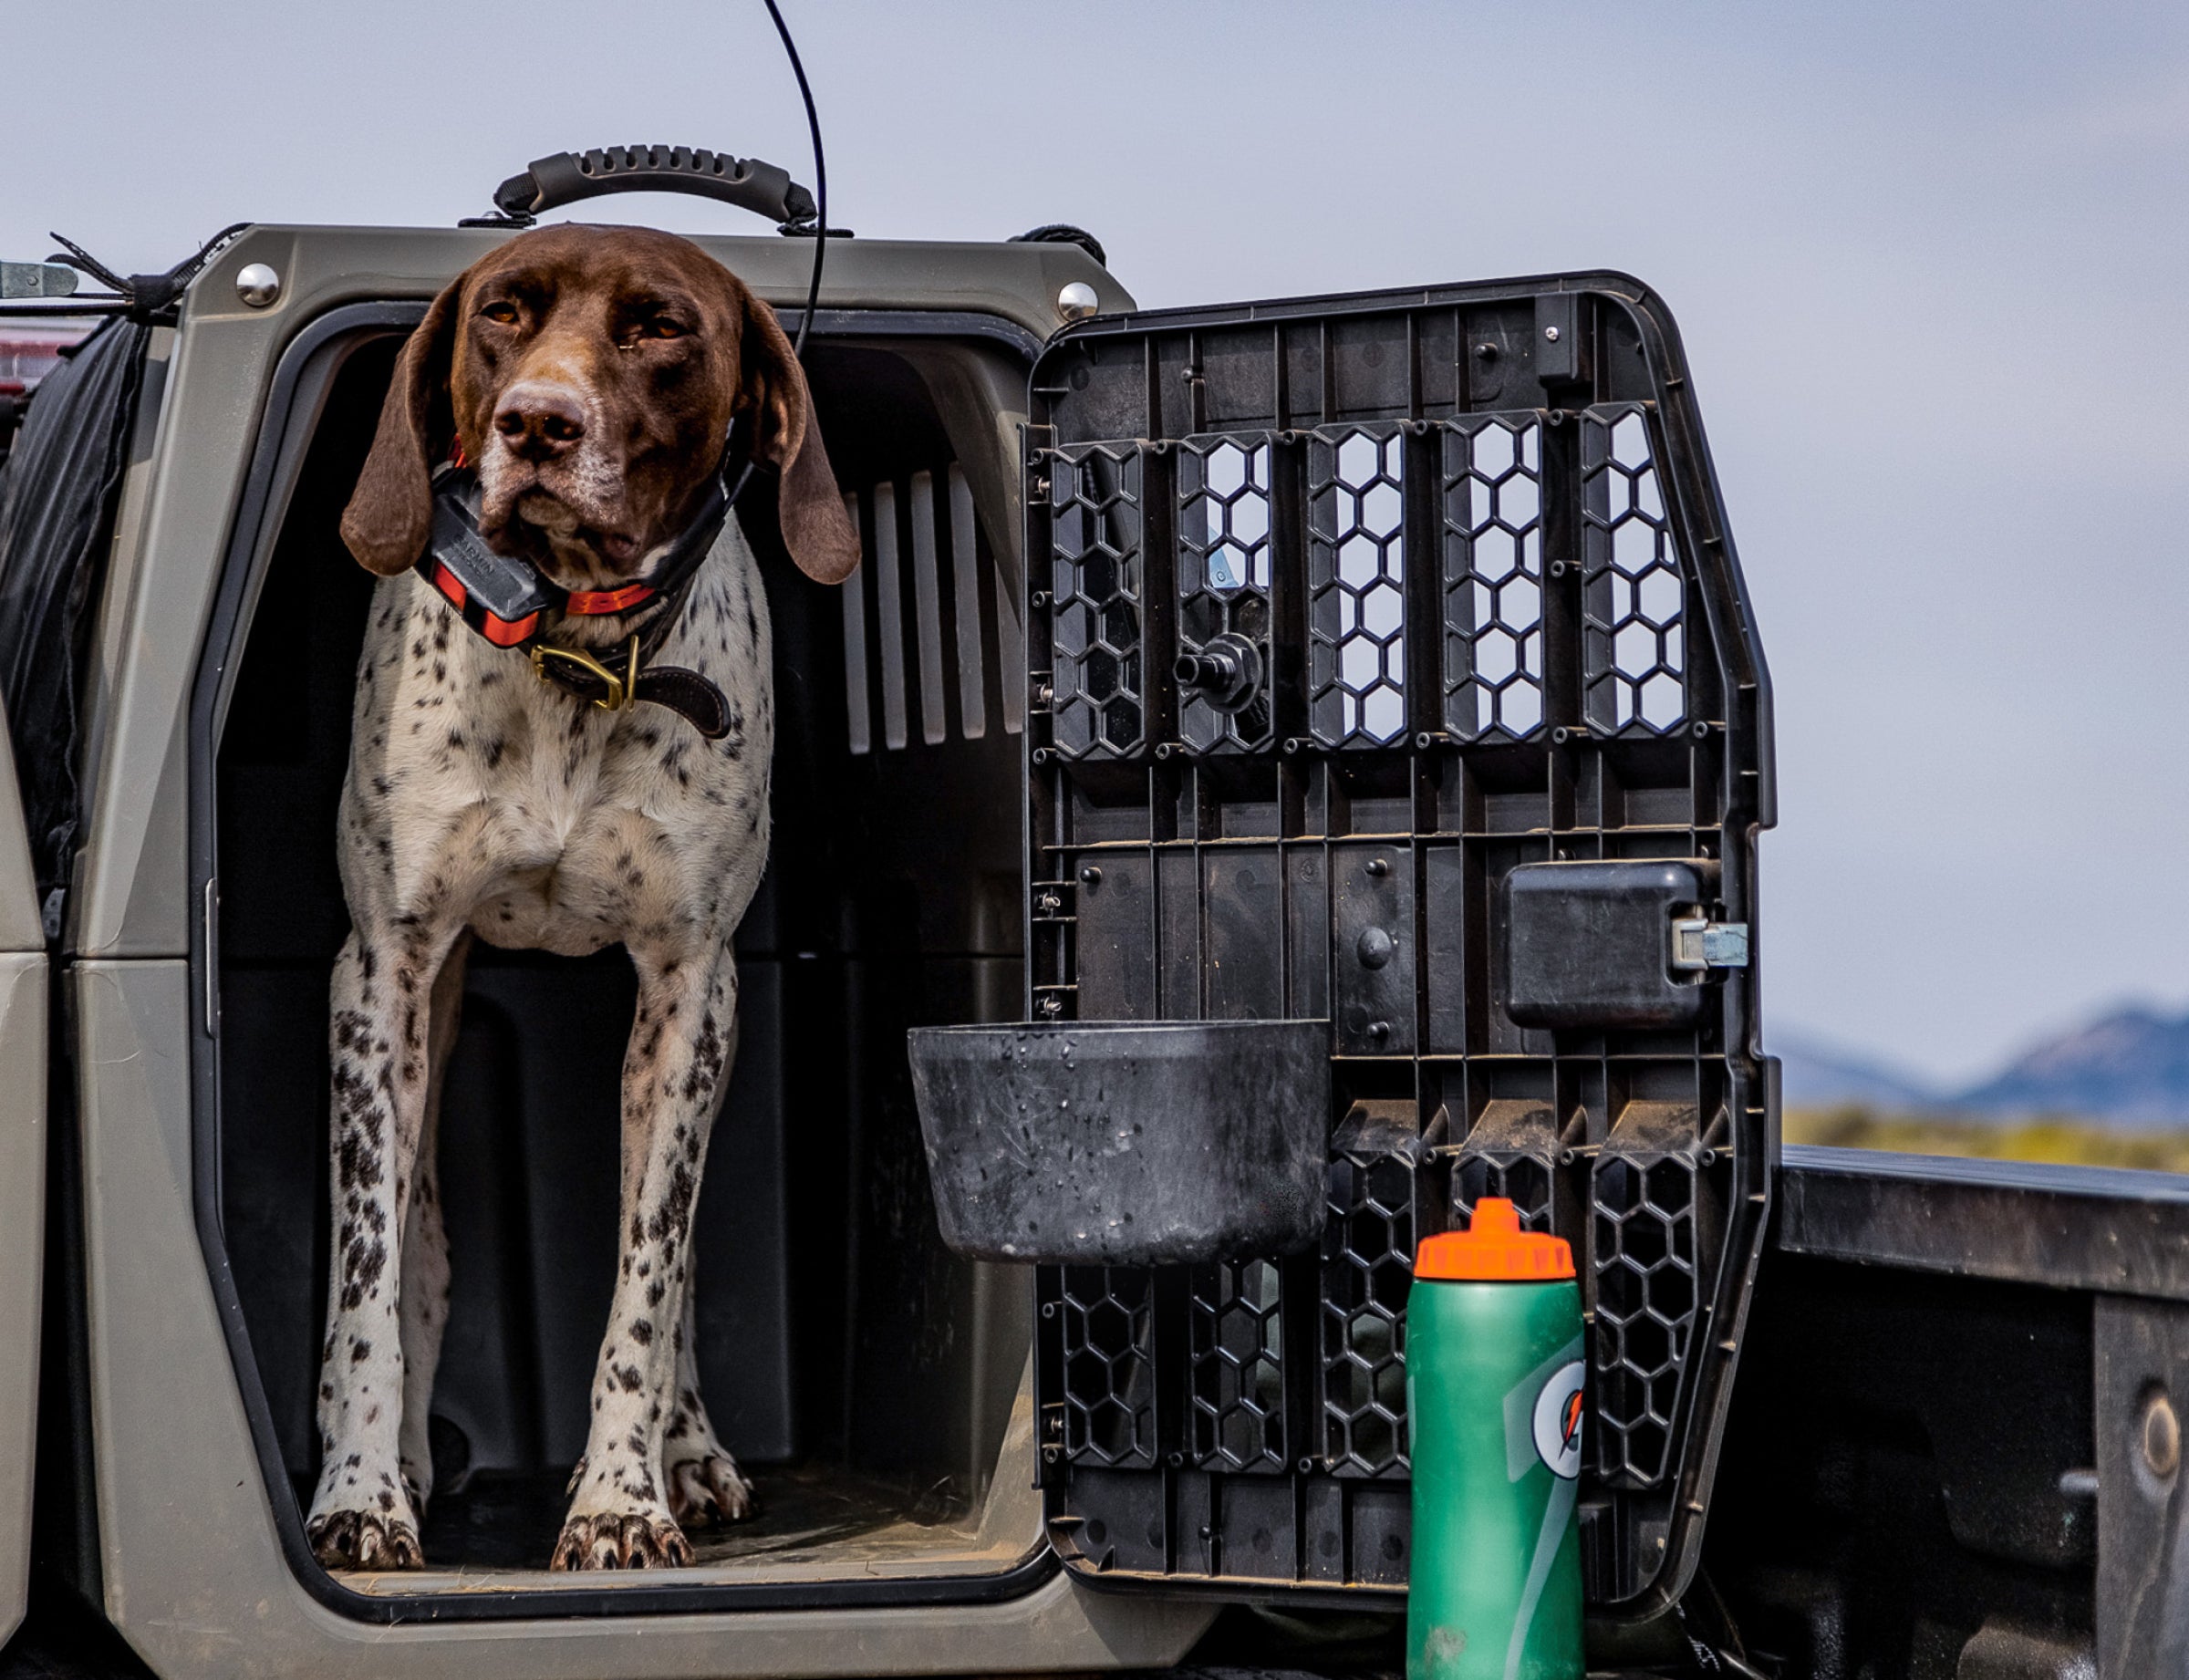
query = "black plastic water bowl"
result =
(906, 1020, 1330, 1266)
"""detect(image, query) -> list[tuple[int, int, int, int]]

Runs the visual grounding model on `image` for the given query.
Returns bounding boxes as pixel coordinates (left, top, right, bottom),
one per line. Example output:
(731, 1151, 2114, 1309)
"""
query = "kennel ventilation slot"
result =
(1443, 413, 1546, 741)
(872, 481, 908, 751)
(839, 492, 870, 754)
(841, 464, 1020, 753)
(1582, 405, 1686, 736)
(1307, 425, 1410, 749)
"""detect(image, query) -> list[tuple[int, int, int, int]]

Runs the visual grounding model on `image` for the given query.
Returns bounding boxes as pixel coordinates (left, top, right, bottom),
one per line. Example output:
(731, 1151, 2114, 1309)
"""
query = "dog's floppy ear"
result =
(340, 277, 462, 576)
(738, 290, 860, 586)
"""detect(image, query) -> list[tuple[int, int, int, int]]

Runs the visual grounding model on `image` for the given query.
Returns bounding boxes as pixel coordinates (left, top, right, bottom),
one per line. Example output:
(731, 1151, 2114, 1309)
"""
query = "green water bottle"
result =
(1406, 1197, 1586, 1680)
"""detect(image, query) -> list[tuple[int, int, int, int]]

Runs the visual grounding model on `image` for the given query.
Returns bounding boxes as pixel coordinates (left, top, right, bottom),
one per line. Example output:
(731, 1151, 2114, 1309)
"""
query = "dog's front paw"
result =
(550, 1508, 694, 1571)
(308, 1507, 424, 1571)
(668, 1448, 756, 1528)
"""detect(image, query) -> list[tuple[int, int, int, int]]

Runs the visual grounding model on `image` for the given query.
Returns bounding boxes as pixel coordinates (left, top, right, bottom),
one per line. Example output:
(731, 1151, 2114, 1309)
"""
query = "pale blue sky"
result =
(6, 0, 2187, 1083)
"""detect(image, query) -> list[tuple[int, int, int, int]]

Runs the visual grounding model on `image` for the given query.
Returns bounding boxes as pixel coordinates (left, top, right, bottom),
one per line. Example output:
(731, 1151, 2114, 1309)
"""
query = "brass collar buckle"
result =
(530, 634, 642, 713)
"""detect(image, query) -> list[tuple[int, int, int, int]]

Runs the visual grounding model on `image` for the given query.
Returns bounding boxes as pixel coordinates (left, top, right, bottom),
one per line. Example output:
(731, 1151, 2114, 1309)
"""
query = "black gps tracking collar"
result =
(415, 461, 741, 738)
(416, 461, 736, 648)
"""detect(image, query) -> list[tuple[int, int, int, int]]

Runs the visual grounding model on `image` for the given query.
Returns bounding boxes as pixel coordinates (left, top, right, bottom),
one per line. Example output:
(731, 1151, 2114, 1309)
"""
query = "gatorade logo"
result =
(1530, 1361, 1586, 1479)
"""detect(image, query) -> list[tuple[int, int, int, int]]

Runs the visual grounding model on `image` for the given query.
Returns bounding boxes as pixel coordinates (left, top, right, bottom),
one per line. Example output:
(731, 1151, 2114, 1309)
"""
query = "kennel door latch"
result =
(1503, 858, 1737, 1031)
(1670, 918, 1748, 971)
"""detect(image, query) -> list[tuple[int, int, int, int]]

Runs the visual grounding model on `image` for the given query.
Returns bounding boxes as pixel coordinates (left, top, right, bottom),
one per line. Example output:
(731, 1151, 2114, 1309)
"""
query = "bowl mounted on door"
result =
(907, 1019, 1330, 1267)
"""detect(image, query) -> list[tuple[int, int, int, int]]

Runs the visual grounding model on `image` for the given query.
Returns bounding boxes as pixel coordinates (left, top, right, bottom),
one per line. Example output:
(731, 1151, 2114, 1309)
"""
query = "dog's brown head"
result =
(340, 223, 858, 592)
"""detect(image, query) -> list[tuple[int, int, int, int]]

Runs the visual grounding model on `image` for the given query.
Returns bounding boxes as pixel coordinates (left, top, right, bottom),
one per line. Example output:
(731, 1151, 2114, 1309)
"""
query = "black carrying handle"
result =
(493, 146, 819, 232)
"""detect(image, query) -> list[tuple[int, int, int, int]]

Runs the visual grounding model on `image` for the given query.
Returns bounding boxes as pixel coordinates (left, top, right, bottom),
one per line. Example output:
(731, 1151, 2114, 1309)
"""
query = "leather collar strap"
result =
(529, 636, 733, 741)
(416, 461, 738, 738)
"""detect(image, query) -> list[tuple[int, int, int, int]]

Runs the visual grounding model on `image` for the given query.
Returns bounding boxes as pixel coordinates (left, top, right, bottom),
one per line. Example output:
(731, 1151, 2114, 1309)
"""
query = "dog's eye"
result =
(643, 318, 687, 340)
(480, 301, 520, 326)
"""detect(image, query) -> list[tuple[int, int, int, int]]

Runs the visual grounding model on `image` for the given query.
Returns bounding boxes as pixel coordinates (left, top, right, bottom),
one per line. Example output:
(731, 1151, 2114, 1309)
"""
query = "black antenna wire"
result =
(714, 0, 825, 522)
(762, 0, 827, 360)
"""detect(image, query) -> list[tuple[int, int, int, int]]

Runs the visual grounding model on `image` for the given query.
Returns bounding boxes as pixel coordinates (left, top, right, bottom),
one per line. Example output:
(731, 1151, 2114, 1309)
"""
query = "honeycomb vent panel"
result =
(1050, 442, 1147, 759)
(1177, 434, 1278, 754)
(1188, 1257, 1289, 1472)
(1582, 406, 1686, 736)
(1443, 414, 1546, 741)
(1308, 426, 1409, 748)
(1321, 1148, 1414, 1478)
(1057, 1265, 1158, 1468)
(1589, 1153, 1701, 1487)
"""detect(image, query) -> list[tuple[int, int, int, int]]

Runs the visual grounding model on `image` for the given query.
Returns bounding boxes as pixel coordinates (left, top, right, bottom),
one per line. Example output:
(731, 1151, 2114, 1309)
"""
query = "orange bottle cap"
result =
(1414, 1197, 1575, 1281)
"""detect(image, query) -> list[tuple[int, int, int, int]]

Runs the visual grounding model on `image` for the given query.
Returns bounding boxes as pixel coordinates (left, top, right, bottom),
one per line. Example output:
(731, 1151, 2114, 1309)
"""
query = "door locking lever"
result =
(1671, 918, 1749, 971)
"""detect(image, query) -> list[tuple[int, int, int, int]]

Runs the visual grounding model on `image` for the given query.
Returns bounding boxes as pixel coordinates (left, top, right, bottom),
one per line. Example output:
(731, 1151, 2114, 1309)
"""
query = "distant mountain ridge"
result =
(1770, 1028, 1939, 1111)
(1777, 1007, 2189, 1128)
(1956, 1007, 2189, 1126)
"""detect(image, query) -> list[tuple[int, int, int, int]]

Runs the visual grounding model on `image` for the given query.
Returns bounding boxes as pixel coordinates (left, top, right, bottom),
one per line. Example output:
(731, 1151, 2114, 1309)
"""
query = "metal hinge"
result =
(1671, 918, 1748, 971)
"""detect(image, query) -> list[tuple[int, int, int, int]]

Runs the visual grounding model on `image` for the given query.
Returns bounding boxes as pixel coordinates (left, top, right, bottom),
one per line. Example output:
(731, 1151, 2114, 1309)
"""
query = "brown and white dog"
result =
(309, 224, 856, 1571)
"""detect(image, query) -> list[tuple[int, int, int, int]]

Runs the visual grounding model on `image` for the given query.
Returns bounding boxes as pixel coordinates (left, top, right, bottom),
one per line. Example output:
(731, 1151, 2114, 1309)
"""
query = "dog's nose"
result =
(493, 382, 588, 461)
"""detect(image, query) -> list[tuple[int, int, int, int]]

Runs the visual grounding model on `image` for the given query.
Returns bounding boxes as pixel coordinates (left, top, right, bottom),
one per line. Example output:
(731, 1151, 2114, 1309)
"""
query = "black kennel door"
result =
(1018, 276, 1777, 1621)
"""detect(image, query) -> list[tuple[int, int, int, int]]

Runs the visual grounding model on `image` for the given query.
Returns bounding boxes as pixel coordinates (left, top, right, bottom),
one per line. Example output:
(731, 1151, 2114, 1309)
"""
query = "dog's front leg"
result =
(553, 939, 741, 1570)
(397, 931, 471, 1516)
(306, 924, 457, 1570)
(664, 1271, 756, 1528)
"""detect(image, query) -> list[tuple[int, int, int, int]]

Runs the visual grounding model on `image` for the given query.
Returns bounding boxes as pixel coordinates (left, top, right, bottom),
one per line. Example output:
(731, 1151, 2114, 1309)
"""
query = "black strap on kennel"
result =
(0, 316, 151, 938)
(417, 460, 736, 739)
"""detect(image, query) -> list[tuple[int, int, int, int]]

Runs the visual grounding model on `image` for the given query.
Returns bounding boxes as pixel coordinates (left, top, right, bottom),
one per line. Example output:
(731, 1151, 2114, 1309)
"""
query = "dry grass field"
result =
(1785, 1104, 2189, 1174)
